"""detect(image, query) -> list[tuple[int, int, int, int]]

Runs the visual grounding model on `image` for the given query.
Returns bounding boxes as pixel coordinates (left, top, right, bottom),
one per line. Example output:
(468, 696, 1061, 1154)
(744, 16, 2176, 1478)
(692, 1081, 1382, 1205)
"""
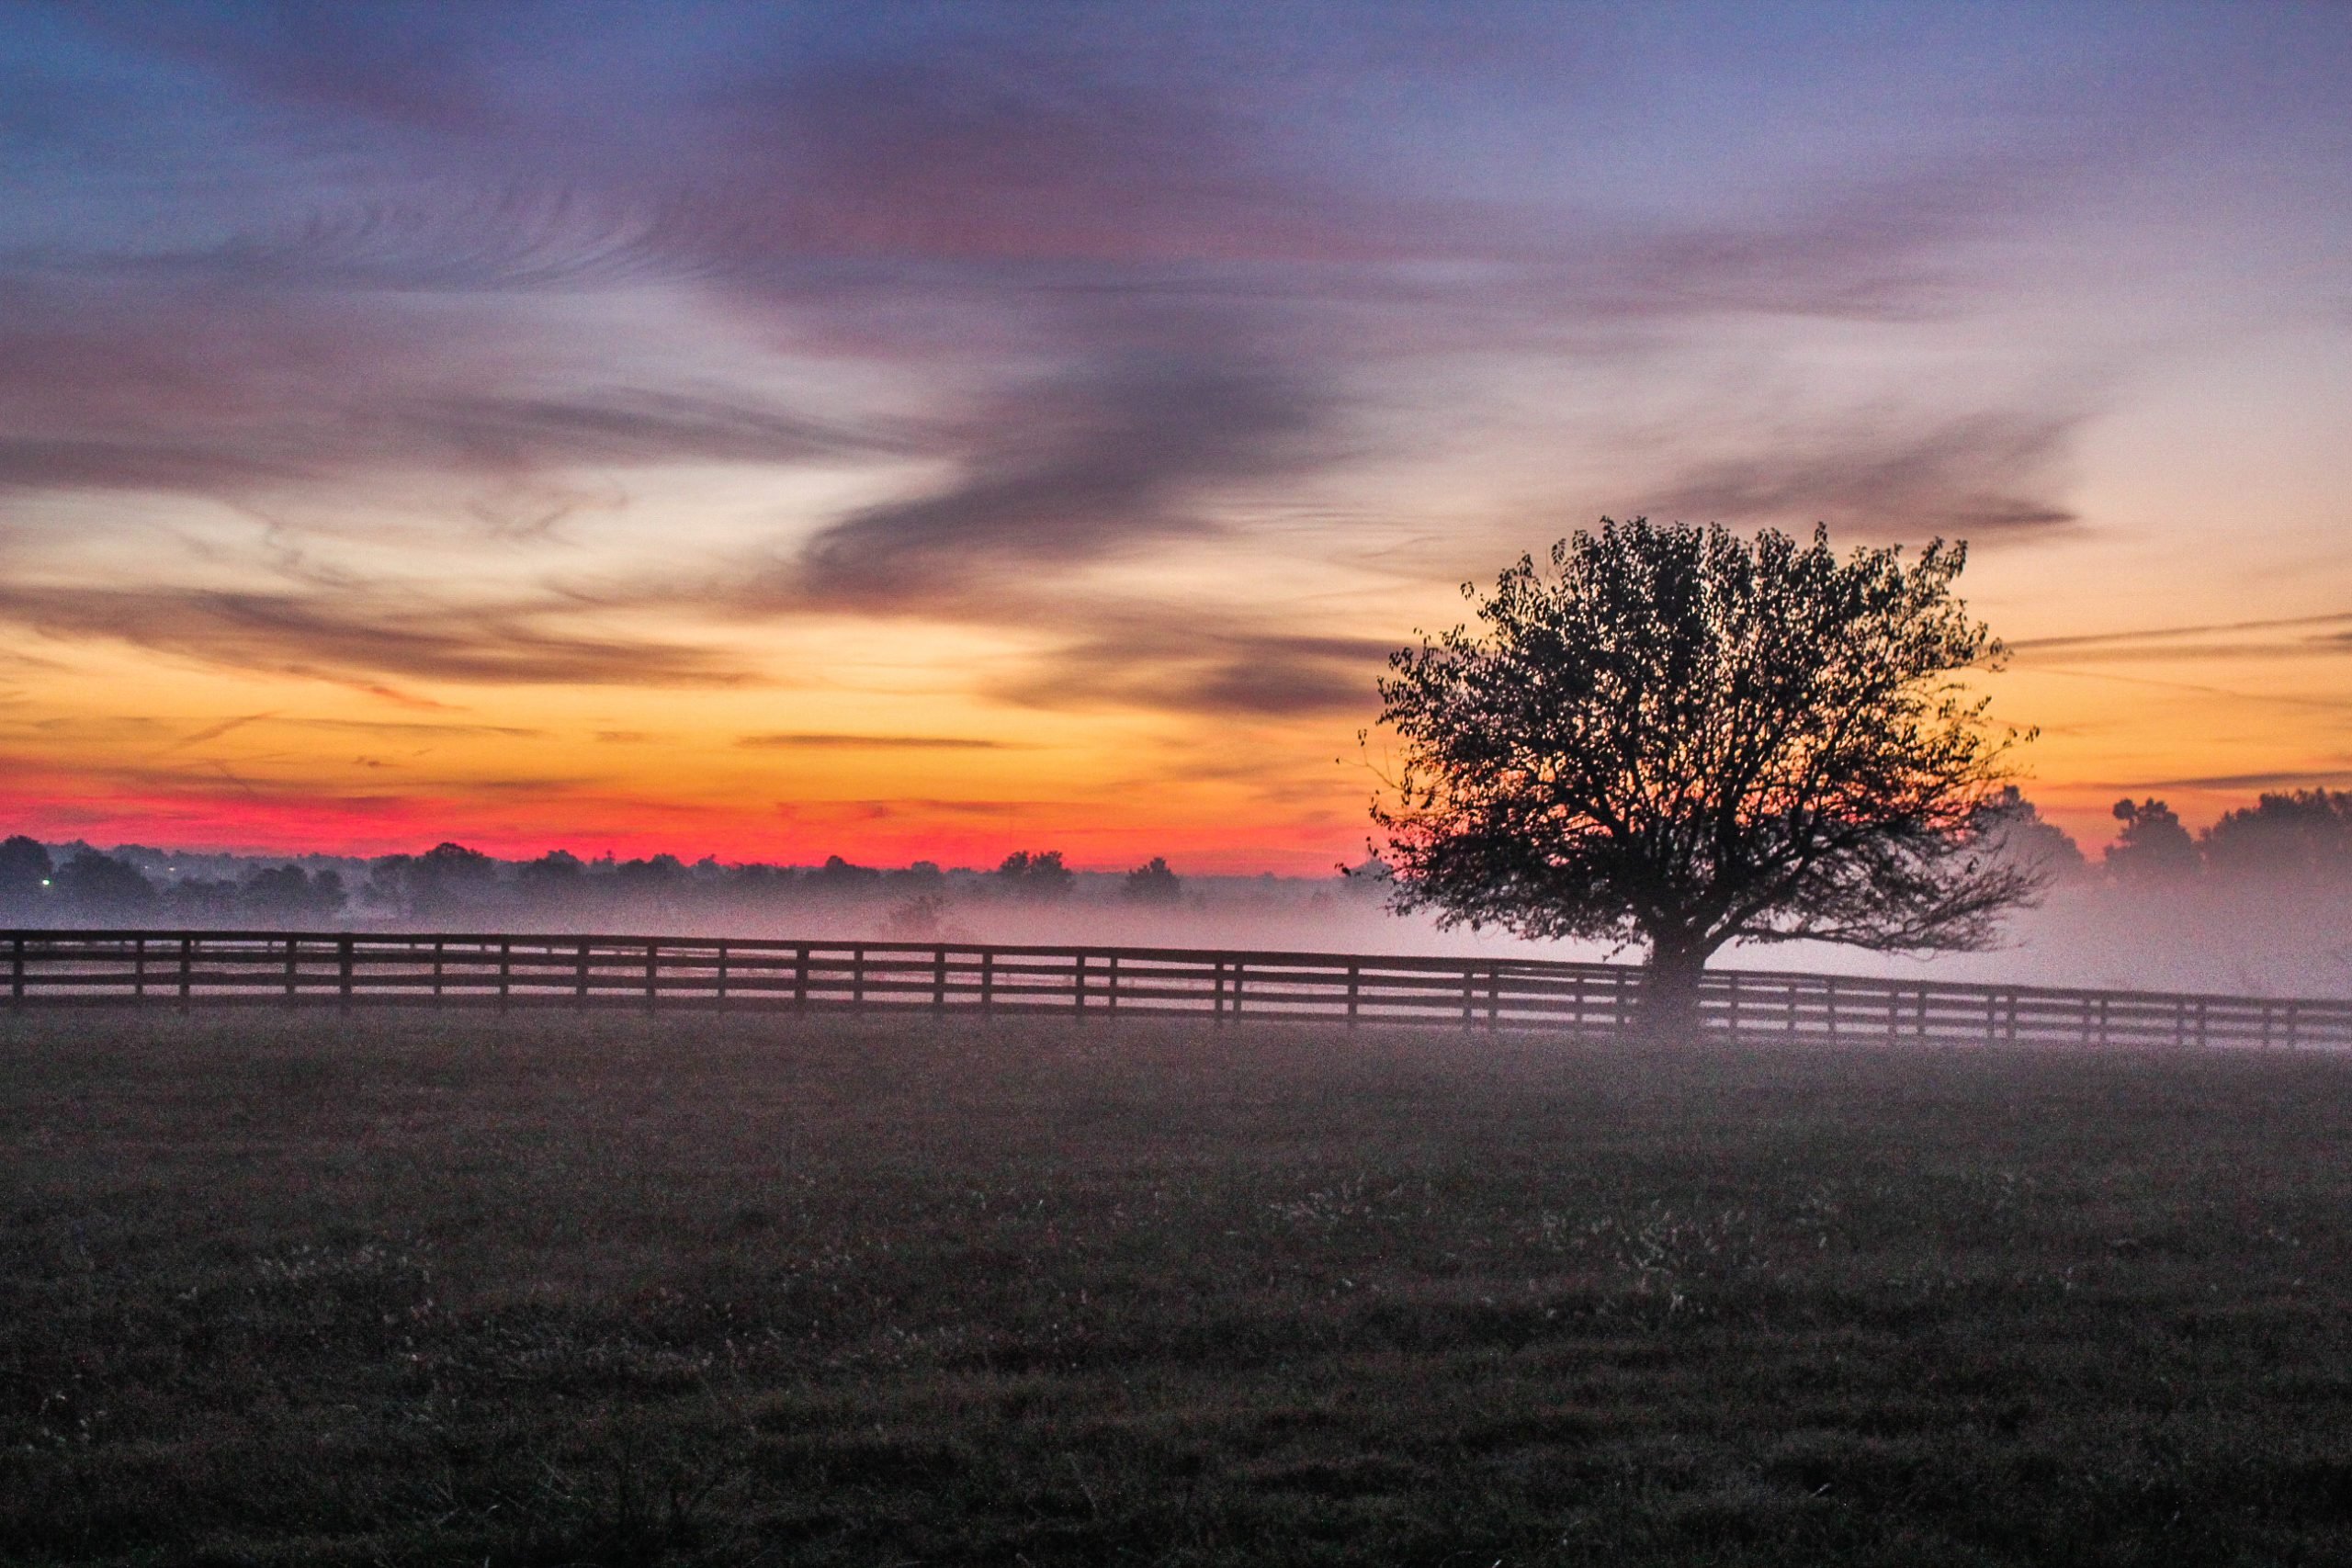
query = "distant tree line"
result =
(7, 794, 2348, 934)
(0, 837, 1195, 928)
(2101, 790, 2352, 888)
(0, 837, 345, 924)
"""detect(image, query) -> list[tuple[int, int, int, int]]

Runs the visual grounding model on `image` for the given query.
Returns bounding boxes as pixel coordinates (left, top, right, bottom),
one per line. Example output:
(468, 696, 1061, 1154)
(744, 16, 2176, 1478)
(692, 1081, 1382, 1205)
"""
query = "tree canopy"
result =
(1372, 518, 2039, 1027)
(2106, 798, 2199, 886)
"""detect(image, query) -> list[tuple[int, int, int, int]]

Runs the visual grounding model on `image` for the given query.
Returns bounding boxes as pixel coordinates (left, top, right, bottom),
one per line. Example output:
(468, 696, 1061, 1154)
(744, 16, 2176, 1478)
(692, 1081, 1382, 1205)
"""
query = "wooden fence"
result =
(5, 930, 2348, 1050)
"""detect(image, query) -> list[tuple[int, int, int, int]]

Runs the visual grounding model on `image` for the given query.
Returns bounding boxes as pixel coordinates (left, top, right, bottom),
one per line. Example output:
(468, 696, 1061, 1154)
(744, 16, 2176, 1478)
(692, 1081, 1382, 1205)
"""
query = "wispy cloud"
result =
(166, 711, 277, 750)
(991, 617, 1393, 719)
(2010, 611, 2352, 656)
(788, 344, 1335, 610)
(2136, 767, 2352, 792)
(0, 275, 895, 508)
(0, 584, 752, 689)
(736, 732, 1015, 750)
(1642, 407, 2086, 540)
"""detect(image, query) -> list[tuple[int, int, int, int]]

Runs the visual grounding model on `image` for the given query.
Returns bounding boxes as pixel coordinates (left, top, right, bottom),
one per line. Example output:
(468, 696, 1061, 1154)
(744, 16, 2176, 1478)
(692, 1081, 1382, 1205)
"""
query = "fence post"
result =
(716, 943, 729, 1008)
(285, 935, 298, 1005)
(1213, 960, 1226, 1025)
(1232, 960, 1245, 1020)
(645, 942, 659, 1012)
(980, 949, 993, 1015)
(1346, 963, 1360, 1030)
(2287, 1000, 2301, 1049)
(1108, 953, 1120, 1020)
(796, 944, 810, 1010)
(576, 940, 591, 1010)
(1075, 953, 1086, 1017)
(2194, 997, 2207, 1049)
(2096, 995, 2109, 1049)
(853, 946, 865, 1011)
(1487, 964, 1500, 1032)
(1459, 963, 1474, 1028)
(498, 941, 511, 1011)
(8, 934, 20, 1006)
(432, 939, 445, 1001)
(933, 945, 947, 1013)
(336, 935, 352, 1015)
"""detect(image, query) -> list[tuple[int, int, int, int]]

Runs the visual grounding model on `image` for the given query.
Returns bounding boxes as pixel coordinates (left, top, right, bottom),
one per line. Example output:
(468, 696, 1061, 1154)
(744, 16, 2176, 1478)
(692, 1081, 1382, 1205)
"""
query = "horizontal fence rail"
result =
(5, 930, 2349, 1051)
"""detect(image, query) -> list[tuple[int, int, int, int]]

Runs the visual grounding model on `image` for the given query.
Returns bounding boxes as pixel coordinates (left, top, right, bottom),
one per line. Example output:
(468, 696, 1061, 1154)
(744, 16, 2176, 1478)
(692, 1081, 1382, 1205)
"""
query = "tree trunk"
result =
(1639, 939, 1710, 1044)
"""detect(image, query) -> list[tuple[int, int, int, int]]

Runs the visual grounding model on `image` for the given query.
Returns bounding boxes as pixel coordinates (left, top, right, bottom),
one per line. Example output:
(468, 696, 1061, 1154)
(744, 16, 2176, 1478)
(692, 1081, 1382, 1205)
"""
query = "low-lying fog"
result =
(7, 794, 2352, 1000)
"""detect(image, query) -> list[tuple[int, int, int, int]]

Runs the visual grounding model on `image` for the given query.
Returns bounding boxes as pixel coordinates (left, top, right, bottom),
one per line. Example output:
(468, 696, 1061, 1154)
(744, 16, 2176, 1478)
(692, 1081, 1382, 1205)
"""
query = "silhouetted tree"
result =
(1123, 856, 1183, 903)
(1976, 786, 2086, 882)
(370, 842, 500, 920)
(612, 854, 684, 888)
(1374, 519, 2037, 1036)
(2106, 799, 2199, 886)
(805, 854, 883, 896)
(994, 849, 1075, 901)
(1336, 853, 1396, 900)
(518, 850, 585, 890)
(165, 878, 239, 921)
(0, 835, 52, 908)
(55, 850, 158, 919)
(2201, 789, 2352, 882)
(240, 865, 346, 921)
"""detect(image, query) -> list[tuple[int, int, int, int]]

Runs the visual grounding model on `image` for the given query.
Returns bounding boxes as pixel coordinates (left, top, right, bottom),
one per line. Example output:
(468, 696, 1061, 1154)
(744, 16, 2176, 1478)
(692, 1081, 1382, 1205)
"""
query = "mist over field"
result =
(8, 795, 2352, 1000)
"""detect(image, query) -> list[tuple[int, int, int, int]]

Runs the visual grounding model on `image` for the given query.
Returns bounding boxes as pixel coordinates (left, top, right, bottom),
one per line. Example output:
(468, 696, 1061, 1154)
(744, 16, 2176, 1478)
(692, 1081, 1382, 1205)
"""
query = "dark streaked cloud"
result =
(736, 732, 1015, 750)
(2010, 611, 2352, 655)
(789, 345, 1332, 610)
(277, 716, 546, 739)
(167, 712, 277, 749)
(2018, 641, 2352, 666)
(993, 622, 1394, 719)
(0, 275, 895, 506)
(1575, 152, 2087, 326)
(0, 584, 752, 688)
(2137, 767, 2352, 792)
(773, 795, 1082, 824)
(1642, 407, 2086, 541)
(2022, 667, 2352, 716)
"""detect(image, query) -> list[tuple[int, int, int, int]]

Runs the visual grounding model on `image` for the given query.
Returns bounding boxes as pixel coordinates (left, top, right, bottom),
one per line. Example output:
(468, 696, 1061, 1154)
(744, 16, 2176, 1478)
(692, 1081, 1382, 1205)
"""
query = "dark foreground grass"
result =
(4, 1011, 2350, 1567)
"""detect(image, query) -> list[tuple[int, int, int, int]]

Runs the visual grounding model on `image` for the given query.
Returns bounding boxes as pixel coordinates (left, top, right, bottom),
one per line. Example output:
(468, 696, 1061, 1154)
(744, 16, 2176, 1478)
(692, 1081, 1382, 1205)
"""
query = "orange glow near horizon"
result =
(6, 578, 2340, 874)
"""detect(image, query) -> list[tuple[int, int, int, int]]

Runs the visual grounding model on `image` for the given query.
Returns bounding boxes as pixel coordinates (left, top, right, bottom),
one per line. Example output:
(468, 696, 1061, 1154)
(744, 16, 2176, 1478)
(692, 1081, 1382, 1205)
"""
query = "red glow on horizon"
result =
(0, 780, 1358, 876)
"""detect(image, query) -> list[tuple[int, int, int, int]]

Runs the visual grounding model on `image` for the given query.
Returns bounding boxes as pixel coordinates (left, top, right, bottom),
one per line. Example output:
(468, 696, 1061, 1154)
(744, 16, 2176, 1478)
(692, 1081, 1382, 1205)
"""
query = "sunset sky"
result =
(4, 2, 2348, 873)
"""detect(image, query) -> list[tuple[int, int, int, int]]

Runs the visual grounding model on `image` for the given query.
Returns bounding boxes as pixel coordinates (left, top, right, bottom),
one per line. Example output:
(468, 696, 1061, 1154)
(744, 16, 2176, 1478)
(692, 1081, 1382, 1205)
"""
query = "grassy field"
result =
(4, 1010, 2349, 1566)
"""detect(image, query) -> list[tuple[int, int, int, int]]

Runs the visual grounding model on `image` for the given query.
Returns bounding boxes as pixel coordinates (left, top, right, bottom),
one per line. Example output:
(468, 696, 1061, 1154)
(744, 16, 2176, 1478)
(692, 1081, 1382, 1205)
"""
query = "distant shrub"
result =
(1123, 856, 1182, 903)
